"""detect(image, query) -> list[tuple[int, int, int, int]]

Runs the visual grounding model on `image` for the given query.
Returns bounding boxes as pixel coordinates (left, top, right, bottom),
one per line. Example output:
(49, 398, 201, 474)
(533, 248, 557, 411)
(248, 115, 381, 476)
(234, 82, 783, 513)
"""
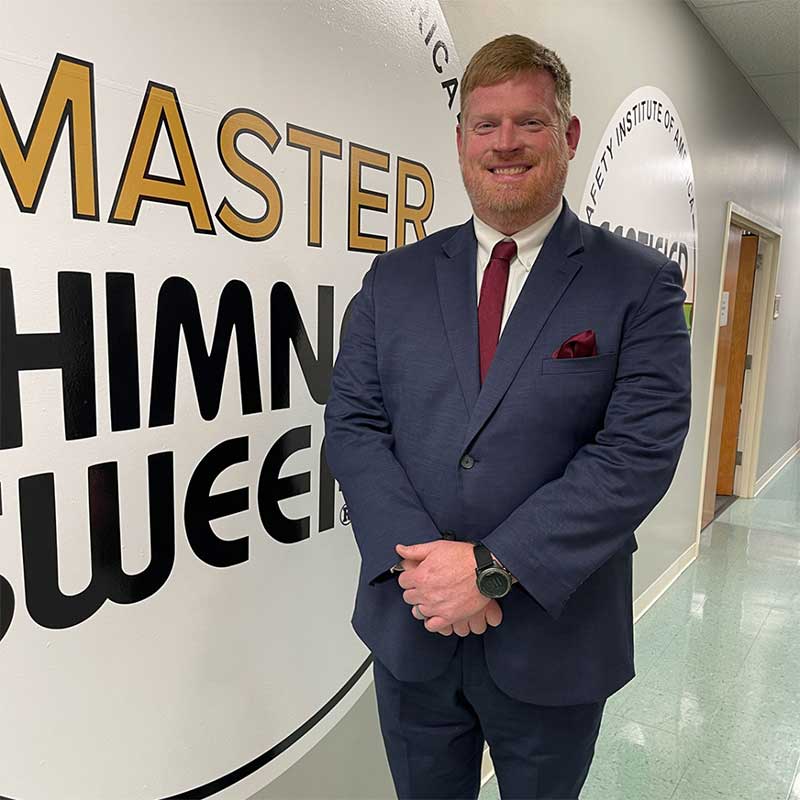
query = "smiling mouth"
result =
(489, 166, 531, 175)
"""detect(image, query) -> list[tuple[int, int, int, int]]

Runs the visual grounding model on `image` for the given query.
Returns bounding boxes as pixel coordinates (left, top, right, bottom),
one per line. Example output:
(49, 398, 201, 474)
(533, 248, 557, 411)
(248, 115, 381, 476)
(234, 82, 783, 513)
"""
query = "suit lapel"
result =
(435, 221, 480, 412)
(462, 203, 585, 449)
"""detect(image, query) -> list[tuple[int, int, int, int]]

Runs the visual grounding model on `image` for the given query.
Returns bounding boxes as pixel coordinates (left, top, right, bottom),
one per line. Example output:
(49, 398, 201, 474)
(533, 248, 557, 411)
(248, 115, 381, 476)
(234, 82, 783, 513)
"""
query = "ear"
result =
(456, 122, 463, 153)
(565, 116, 581, 160)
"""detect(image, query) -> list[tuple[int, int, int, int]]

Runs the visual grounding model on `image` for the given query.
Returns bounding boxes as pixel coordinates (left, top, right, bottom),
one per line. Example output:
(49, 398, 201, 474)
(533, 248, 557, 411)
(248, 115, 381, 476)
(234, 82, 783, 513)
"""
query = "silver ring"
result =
(414, 604, 427, 620)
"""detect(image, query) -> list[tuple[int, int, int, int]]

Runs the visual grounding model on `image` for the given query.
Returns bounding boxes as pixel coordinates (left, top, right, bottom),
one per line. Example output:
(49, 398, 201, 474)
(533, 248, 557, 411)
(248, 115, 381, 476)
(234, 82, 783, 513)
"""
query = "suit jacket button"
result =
(460, 454, 475, 470)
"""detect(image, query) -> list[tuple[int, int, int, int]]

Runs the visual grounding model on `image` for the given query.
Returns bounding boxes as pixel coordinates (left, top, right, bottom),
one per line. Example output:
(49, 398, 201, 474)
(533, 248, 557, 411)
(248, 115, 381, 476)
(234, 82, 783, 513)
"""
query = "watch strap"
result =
(473, 543, 495, 571)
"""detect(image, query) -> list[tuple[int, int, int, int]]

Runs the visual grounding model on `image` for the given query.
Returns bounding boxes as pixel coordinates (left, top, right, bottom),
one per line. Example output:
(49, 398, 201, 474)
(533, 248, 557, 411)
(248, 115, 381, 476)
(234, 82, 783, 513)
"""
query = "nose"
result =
(496, 118, 521, 152)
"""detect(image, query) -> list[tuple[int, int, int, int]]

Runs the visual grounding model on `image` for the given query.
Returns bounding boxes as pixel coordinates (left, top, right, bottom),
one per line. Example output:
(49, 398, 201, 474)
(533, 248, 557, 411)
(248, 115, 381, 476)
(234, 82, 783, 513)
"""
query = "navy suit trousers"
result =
(373, 635, 605, 800)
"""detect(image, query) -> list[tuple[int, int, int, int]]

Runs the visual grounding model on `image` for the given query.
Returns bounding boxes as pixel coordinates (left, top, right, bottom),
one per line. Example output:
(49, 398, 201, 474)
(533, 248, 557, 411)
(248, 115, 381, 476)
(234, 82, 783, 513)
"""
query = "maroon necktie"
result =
(478, 239, 517, 384)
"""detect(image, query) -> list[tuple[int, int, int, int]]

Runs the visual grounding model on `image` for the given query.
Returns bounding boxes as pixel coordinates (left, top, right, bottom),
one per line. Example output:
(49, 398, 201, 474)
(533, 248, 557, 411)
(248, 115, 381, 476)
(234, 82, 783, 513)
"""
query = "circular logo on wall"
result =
(0, 1, 467, 798)
(580, 86, 697, 333)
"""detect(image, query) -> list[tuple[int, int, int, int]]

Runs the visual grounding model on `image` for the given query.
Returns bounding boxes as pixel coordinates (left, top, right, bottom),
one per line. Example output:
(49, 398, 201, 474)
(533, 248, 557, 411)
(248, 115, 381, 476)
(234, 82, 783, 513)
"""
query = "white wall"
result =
(758, 150, 800, 476)
(0, 2, 463, 799)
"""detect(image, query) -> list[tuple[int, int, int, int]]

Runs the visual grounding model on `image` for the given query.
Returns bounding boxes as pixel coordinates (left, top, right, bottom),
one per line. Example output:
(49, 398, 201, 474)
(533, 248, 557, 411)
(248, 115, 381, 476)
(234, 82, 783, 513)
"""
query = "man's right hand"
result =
(428, 599, 503, 637)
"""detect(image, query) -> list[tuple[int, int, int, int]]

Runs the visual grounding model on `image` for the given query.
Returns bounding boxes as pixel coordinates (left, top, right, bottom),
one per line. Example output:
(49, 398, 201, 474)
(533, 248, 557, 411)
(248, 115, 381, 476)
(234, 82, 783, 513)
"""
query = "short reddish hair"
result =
(460, 34, 572, 128)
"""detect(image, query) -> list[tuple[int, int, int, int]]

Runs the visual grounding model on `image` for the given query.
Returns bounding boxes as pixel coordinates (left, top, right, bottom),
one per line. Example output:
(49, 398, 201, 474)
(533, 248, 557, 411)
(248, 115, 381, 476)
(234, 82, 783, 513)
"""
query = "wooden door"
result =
(701, 227, 742, 529)
(717, 234, 758, 495)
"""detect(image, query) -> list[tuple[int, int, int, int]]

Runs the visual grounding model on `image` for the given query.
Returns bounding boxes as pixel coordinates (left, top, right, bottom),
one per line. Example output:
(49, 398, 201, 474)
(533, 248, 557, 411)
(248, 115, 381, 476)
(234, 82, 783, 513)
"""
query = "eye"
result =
(522, 119, 543, 129)
(474, 121, 495, 133)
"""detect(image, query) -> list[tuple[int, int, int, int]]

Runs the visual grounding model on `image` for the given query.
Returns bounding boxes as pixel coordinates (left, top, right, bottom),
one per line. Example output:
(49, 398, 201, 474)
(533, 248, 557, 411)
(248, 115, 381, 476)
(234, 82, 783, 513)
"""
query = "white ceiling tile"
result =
(751, 72, 800, 118)
(699, 0, 800, 76)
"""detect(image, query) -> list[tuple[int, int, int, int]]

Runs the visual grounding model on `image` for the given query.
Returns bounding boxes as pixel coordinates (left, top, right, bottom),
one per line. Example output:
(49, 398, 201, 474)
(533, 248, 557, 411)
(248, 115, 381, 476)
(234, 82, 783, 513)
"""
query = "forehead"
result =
(464, 70, 558, 119)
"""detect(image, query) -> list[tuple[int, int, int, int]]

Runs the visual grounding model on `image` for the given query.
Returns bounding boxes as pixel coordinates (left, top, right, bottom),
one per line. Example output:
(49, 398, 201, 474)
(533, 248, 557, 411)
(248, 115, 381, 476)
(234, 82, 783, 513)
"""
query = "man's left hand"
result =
(396, 541, 488, 633)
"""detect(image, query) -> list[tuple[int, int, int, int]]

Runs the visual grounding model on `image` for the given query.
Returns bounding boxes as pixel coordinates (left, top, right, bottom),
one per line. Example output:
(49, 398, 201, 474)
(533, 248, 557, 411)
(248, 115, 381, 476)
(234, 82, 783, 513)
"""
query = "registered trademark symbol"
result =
(339, 504, 350, 526)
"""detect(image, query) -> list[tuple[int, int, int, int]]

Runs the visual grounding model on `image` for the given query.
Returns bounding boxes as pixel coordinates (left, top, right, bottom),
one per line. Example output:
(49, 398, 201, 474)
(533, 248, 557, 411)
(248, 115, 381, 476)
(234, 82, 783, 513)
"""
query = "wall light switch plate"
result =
(720, 291, 730, 326)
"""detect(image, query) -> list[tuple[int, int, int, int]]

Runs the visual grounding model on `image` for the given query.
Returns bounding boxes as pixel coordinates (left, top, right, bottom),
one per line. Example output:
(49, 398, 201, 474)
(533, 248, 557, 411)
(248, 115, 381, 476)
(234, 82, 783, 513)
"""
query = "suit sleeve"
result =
(324, 257, 441, 583)
(482, 259, 691, 619)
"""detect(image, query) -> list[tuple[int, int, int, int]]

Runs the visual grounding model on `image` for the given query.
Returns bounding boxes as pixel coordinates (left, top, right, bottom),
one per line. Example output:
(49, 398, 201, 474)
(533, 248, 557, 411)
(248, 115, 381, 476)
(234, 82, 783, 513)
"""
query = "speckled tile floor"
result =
(480, 455, 800, 800)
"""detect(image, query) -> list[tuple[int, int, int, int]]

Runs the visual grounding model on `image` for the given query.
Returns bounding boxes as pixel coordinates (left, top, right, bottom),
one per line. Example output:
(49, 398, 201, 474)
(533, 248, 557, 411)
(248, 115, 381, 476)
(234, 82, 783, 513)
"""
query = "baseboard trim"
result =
(480, 747, 495, 787)
(754, 440, 800, 496)
(480, 541, 698, 786)
(633, 540, 698, 622)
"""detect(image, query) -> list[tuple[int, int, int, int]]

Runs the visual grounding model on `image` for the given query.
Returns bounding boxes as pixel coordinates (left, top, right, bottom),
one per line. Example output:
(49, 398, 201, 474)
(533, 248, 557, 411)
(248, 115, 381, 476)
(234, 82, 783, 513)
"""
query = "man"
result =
(324, 34, 690, 800)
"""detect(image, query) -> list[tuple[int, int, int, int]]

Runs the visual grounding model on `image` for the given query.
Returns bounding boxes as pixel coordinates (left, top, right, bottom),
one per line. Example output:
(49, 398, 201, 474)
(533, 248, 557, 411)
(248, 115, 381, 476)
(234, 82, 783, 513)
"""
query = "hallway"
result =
(481, 454, 800, 799)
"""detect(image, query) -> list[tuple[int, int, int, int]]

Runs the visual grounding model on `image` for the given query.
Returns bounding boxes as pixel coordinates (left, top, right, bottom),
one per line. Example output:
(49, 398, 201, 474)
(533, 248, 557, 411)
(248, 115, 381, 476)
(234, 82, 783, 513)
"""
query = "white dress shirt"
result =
(473, 198, 564, 333)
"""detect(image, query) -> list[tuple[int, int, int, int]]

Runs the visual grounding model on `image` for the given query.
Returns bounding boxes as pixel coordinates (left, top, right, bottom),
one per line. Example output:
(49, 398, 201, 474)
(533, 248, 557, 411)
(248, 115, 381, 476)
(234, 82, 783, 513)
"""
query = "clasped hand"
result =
(395, 540, 502, 636)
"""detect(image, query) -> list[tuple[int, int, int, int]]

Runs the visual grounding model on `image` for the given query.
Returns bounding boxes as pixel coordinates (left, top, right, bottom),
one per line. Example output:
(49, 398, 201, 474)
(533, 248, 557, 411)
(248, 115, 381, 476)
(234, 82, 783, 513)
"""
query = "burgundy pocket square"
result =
(552, 330, 598, 359)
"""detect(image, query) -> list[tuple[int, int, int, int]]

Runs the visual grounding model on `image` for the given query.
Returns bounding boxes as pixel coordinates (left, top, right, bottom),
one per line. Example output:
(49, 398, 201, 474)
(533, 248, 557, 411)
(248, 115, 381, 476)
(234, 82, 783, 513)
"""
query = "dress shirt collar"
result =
(473, 198, 564, 272)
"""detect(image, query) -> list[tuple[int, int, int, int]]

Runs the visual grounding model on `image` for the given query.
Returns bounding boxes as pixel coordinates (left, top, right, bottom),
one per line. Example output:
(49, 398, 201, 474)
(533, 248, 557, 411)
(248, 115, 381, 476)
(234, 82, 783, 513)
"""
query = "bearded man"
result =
(325, 34, 691, 800)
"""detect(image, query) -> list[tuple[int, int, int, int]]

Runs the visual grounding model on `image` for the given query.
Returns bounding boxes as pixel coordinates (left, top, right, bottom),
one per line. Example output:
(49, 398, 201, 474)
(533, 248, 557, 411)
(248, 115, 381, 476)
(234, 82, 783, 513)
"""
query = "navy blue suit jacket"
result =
(324, 201, 691, 706)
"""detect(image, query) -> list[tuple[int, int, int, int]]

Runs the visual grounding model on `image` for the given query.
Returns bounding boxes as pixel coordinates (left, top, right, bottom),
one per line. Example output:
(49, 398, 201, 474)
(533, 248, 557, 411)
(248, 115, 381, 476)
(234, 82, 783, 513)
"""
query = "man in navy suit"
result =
(325, 34, 690, 800)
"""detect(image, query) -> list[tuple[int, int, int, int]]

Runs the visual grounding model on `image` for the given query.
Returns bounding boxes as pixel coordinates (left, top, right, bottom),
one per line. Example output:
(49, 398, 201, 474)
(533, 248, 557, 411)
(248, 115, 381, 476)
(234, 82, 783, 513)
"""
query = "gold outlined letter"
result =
(395, 157, 434, 247)
(216, 109, 283, 242)
(0, 54, 98, 218)
(110, 82, 214, 233)
(286, 124, 341, 247)
(348, 143, 389, 254)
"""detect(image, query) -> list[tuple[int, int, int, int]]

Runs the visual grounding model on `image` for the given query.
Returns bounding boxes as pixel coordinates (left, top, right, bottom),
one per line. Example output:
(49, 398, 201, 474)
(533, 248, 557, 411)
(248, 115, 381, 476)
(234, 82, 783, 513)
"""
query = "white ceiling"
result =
(686, 0, 800, 147)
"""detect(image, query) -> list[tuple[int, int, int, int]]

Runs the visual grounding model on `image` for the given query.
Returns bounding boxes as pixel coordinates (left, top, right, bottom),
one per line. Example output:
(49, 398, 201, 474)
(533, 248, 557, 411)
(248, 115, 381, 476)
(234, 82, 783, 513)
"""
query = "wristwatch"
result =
(473, 543, 513, 598)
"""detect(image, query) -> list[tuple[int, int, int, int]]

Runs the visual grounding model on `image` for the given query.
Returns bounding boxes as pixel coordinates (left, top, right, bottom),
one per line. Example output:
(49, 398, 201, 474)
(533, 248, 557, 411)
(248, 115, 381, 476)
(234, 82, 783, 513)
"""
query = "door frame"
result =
(697, 201, 783, 535)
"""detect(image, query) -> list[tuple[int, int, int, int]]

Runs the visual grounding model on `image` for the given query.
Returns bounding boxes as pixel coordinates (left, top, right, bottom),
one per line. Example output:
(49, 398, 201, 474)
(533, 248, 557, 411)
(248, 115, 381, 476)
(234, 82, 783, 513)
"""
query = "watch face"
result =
(479, 568, 511, 598)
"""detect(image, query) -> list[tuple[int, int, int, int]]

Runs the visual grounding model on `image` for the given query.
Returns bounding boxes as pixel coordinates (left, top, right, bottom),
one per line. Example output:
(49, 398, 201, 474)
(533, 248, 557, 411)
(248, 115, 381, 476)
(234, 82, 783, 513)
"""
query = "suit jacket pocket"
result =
(541, 352, 617, 375)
